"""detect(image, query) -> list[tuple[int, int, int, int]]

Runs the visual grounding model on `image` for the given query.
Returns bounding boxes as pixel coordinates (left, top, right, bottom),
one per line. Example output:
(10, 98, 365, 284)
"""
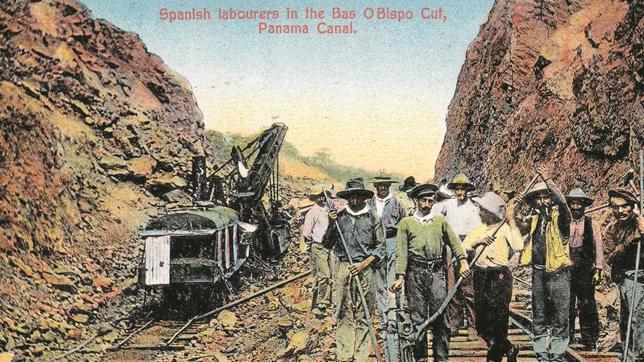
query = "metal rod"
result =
(164, 270, 310, 347)
(52, 333, 100, 360)
(322, 190, 383, 362)
(109, 319, 156, 350)
(584, 202, 609, 215)
(415, 173, 541, 340)
(623, 148, 643, 362)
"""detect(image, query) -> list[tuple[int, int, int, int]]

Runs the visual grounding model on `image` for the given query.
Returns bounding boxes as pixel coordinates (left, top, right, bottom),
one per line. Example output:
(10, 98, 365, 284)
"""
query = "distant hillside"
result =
(206, 129, 402, 185)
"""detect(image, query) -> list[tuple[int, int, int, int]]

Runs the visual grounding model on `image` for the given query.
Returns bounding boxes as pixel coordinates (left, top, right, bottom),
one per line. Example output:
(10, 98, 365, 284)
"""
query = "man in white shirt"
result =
(300, 186, 333, 315)
(432, 173, 482, 336)
(368, 176, 406, 361)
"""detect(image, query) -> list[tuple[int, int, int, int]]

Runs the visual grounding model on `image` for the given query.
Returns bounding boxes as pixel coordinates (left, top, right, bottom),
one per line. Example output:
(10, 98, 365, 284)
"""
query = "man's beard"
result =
(419, 206, 432, 215)
(537, 205, 552, 218)
(571, 209, 584, 220)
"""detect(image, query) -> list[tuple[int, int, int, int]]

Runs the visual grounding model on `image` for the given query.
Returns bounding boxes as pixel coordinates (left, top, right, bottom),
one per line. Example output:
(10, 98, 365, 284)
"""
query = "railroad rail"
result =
(65, 269, 623, 360)
(106, 271, 310, 353)
(430, 274, 622, 361)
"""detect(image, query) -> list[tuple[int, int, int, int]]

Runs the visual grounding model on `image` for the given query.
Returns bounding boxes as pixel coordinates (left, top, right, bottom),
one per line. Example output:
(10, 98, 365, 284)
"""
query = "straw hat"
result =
(565, 188, 594, 207)
(308, 186, 334, 201)
(525, 181, 550, 201)
(447, 174, 476, 191)
(472, 192, 505, 219)
(370, 176, 399, 185)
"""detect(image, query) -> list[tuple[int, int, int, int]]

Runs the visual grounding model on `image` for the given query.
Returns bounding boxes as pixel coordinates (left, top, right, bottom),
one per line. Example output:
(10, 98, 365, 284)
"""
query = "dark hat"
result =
(370, 176, 399, 185)
(447, 174, 476, 191)
(565, 188, 594, 207)
(399, 176, 418, 192)
(336, 178, 374, 199)
(608, 188, 638, 206)
(409, 183, 439, 199)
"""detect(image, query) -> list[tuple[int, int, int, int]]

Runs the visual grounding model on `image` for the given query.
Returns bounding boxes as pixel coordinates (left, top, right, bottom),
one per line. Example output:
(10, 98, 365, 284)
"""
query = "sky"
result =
(80, 0, 494, 180)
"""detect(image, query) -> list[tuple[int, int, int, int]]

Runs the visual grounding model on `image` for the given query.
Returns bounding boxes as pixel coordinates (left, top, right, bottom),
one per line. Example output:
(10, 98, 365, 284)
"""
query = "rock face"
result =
(435, 0, 642, 198)
(0, 0, 213, 253)
(0, 0, 220, 357)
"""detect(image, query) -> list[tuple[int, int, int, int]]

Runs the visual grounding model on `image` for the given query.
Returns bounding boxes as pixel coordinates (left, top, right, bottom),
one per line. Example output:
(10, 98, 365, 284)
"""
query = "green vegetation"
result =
(205, 129, 402, 183)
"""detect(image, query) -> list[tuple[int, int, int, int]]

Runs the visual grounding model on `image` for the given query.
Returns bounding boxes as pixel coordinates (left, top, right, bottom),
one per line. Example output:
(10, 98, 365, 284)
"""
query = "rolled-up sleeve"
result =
(507, 224, 524, 252)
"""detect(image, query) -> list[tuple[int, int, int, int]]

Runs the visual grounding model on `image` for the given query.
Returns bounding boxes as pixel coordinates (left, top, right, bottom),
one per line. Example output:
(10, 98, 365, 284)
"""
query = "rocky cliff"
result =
(435, 0, 642, 198)
(0, 0, 217, 356)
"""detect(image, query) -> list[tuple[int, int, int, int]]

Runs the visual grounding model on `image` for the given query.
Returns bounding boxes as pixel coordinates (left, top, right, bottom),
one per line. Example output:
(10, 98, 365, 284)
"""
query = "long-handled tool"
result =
(414, 173, 541, 341)
(623, 149, 643, 362)
(322, 190, 383, 362)
(395, 289, 415, 362)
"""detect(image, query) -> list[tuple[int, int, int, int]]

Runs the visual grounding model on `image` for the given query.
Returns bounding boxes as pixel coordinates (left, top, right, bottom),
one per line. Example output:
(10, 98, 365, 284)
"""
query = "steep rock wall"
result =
(435, 0, 642, 199)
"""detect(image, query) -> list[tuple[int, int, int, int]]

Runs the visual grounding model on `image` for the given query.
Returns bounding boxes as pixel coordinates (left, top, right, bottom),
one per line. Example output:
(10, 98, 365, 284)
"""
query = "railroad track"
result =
(105, 270, 311, 354)
(93, 269, 623, 360)
(429, 275, 622, 361)
(108, 319, 208, 351)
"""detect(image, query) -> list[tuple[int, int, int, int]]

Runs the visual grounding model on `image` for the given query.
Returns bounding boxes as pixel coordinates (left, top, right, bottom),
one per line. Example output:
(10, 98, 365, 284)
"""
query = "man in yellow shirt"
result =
(462, 192, 522, 362)
(519, 166, 572, 362)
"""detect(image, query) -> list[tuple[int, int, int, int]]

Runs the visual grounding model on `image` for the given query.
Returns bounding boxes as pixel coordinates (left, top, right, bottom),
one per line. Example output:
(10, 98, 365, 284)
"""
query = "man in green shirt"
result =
(390, 183, 470, 362)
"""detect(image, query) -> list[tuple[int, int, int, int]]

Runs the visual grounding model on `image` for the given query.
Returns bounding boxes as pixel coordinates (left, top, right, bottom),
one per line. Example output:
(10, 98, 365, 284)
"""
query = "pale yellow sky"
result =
(196, 83, 448, 180)
(79, 1, 495, 182)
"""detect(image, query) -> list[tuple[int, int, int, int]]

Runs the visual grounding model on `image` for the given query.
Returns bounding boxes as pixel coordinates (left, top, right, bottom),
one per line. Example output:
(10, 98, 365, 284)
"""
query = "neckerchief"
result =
(345, 204, 371, 217)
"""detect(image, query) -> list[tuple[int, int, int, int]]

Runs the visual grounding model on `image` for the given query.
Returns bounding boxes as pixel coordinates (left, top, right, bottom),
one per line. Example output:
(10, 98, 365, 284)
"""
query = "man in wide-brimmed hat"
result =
(323, 178, 385, 362)
(367, 176, 406, 362)
(399, 176, 418, 194)
(390, 183, 470, 361)
(603, 187, 643, 360)
(432, 173, 481, 337)
(300, 186, 335, 316)
(462, 192, 522, 362)
(434, 173, 482, 239)
(518, 166, 572, 362)
(565, 188, 603, 350)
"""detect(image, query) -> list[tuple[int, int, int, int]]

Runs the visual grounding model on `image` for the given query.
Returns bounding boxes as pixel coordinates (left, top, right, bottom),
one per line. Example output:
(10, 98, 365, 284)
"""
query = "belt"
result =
(474, 265, 511, 276)
(385, 229, 398, 238)
(409, 258, 443, 271)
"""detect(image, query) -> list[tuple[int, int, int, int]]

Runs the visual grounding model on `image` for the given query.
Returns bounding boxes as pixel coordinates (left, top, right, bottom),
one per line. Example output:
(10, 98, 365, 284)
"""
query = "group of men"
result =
(299, 169, 643, 362)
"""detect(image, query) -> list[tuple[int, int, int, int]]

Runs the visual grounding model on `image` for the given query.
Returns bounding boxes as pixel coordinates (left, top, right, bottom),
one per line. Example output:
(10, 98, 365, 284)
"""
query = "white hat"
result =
(472, 192, 505, 219)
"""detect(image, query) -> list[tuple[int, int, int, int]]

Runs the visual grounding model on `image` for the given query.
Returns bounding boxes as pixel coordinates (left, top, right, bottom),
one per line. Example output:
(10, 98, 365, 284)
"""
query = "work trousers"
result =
(405, 260, 450, 362)
(446, 246, 476, 333)
(310, 243, 332, 308)
(532, 267, 570, 362)
(375, 236, 399, 362)
(334, 261, 377, 362)
(473, 266, 513, 362)
(619, 272, 644, 362)
(568, 259, 599, 347)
